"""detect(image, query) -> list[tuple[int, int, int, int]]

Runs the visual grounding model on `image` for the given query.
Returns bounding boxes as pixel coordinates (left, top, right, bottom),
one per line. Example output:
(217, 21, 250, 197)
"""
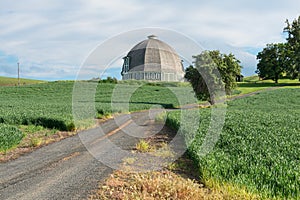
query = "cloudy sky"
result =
(0, 0, 299, 80)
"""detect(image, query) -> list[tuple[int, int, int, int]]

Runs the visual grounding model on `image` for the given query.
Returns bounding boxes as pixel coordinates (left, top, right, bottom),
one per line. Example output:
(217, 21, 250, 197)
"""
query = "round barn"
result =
(121, 35, 185, 82)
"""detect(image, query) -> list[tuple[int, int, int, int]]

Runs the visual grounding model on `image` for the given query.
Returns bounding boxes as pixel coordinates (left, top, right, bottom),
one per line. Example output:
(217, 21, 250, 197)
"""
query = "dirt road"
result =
(0, 111, 165, 200)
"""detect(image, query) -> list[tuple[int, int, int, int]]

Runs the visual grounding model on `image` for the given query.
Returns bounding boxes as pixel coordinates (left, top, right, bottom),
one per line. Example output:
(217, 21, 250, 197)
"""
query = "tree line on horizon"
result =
(256, 16, 300, 83)
(185, 15, 300, 105)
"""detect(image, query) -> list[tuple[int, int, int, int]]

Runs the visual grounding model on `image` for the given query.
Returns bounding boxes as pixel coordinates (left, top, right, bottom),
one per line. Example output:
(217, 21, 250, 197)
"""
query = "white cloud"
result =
(0, 0, 300, 79)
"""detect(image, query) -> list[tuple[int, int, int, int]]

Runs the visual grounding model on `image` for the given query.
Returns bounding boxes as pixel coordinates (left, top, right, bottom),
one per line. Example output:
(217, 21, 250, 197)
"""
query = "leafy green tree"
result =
(284, 16, 300, 80)
(256, 43, 287, 83)
(185, 65, 209, 101)
(221, 53, 242, 93)
(185, 50, 242, 105)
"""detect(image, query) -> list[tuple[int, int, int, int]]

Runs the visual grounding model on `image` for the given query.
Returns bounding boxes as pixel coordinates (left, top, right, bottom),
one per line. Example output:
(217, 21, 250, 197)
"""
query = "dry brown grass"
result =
(90, 170, 216, 200)
(89, 123, 260, 200)
(89, 169, 260, 200)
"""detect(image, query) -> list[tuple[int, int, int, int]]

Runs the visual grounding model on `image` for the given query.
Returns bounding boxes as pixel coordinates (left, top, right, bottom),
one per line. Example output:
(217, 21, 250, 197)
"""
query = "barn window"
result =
(122, 56, 130, 73)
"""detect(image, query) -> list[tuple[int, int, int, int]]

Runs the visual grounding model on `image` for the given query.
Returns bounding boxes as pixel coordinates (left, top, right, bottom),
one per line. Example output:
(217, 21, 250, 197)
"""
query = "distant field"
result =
(0, 81, 195, 130)
(166, 88, 300, 199)
(242, 75, 299, 84)
(235, 76, 300, 94)
(0, 76, 45, 86)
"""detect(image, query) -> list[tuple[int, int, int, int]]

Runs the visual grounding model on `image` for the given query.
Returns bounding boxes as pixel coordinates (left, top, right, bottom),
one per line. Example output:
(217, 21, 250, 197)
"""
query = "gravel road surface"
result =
(0, 111, 163, 200)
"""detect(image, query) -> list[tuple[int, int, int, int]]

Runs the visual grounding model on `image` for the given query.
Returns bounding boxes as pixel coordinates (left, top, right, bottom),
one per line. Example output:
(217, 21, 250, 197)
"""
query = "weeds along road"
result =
(0, 110, 166, 200)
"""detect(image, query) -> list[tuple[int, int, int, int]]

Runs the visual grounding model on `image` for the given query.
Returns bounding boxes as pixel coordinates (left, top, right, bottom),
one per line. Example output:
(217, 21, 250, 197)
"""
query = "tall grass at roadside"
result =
(0, 124, 24, 152)
(166, 88, 300, 199)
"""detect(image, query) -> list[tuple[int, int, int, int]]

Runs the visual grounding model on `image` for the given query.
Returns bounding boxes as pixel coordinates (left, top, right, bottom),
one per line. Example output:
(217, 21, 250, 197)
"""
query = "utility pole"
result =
(17, 62, 20, 86)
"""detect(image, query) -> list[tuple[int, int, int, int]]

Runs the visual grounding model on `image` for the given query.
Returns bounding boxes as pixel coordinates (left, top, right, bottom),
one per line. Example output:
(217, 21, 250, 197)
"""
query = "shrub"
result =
(136, 140, 151, 153)
(66, 122, 76, 131)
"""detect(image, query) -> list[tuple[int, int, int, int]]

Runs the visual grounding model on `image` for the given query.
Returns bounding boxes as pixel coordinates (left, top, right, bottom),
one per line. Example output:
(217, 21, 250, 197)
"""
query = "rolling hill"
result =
(0, 76, 45, 86)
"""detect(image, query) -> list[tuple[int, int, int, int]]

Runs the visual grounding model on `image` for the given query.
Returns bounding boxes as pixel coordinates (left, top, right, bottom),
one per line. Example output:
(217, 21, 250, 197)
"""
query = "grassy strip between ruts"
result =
(166, 88, 300, 199)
